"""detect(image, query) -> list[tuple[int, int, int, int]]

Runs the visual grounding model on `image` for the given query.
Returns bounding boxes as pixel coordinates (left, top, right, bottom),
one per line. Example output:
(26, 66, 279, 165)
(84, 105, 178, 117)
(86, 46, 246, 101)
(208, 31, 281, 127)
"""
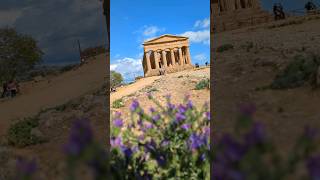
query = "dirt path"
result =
(110, 76, 161, 102)
(0, 54, 107, 136)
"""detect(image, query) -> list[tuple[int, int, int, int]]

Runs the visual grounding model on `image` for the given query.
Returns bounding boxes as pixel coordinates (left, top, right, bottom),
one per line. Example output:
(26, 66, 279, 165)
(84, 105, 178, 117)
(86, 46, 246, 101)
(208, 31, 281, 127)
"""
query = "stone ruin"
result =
(142, 34, 193, 77)
(211, 0, 272, 33)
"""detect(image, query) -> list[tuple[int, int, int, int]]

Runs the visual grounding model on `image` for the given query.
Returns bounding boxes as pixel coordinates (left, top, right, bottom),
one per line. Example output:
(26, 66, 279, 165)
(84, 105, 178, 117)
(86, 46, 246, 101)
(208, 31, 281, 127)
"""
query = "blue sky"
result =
(110, 0, 210, 82)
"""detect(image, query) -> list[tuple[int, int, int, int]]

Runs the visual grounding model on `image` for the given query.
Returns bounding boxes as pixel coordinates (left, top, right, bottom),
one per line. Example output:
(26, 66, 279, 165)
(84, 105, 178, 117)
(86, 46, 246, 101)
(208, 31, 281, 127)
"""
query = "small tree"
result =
(110, 71, 123, 89)
(0, 28, 43, 83)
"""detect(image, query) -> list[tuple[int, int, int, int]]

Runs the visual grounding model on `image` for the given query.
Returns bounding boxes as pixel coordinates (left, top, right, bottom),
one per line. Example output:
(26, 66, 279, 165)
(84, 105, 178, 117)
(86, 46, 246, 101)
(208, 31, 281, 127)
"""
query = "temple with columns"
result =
(142, 34, 193, 77)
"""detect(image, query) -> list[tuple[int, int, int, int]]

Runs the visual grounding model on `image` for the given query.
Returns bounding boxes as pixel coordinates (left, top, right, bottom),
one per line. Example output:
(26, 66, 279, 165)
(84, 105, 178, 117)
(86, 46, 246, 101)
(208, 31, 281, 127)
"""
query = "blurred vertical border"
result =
(210, 0, 214, 178)
(102, 0, 110, 155)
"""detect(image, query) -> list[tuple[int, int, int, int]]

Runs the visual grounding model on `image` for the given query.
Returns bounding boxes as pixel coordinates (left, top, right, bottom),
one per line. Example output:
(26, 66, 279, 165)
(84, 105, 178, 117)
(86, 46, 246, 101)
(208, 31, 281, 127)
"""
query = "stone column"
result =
(154, 51, 159, 69)
(186, 47, 191, 64)
(178, 47, 183, 65)
(170, 49, 175, 66)
(161, 50, 167, 68)
(235, 0, 241, 9)
(146, 51, 152, 71)
(227, 0, 235, 11)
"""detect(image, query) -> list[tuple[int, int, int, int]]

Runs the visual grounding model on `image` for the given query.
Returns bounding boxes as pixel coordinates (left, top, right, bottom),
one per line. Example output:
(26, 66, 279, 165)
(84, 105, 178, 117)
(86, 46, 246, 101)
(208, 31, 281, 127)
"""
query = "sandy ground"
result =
(213, 14, 320, 153)
(0, 54, 107, 136)
(110, 67, 210, 125)
(110, 76, 161, 102)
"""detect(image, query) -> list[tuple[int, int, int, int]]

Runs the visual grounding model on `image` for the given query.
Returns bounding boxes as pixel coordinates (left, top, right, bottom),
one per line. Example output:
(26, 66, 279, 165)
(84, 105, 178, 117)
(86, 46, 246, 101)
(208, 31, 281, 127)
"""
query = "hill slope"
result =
(213, 15, 320, 152)
(0, 54, 107, 136)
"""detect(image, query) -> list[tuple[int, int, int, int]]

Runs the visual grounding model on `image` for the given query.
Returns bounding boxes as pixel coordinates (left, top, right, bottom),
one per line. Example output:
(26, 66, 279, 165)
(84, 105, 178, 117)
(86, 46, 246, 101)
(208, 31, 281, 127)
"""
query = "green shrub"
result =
(112, 99, 124, 108)
(195, 79, 210, 90)
(7, 117, 44, 147)
(147, 87, 158, 93)
(216, 44, 234, 52)
(270, 55, 320, 89)
(110, 71, 123, 89)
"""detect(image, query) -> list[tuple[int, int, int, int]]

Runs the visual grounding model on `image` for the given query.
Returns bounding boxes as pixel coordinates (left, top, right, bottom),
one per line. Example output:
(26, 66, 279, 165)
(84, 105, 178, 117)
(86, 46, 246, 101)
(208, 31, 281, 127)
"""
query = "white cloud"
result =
(194, 53, 207, 62)
(111, 57, 144, 81)
(194, 17, 210, 29)
(142, 25, 165, 37)
(110, 64, 117, 71)
(180, 30, 210, 45)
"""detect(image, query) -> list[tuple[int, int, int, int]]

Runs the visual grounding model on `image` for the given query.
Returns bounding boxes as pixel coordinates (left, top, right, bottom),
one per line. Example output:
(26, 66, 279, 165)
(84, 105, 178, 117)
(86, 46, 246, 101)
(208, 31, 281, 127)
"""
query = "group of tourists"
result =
(1, 80, 19, 98)
(273, 3, 286, 20)
(273, 1, 318, 20)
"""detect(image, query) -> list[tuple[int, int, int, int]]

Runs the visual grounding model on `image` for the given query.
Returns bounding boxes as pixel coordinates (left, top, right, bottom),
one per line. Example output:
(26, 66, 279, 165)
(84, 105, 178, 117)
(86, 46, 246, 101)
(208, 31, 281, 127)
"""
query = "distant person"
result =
(7, 80, 18, 97)
(305, 1, 317, 12)
(1, 82, 8, 98)
(205, 62, 208, 66)
(273, 3, 285, 20)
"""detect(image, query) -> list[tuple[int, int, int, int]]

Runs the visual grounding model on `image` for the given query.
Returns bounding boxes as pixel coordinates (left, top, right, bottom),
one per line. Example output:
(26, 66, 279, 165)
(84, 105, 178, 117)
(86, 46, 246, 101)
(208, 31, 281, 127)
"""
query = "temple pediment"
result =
(143, 34, 188, 45)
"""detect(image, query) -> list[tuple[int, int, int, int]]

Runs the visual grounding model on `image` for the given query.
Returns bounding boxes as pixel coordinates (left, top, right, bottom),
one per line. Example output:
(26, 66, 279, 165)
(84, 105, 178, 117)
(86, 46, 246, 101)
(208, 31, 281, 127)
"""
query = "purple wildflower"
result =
(175, 113, 186, 123)
(181, 123, 191, 131)
(152, 114, 161, 122)
(205, 111, 211, 120)
(137, 118, 143, 127)
(113, 118, 123, 128)
(111, 136, 122, 147)
(178, 104, 187, 114)
(212, 161, 245, 180)
(167, 102, 175, 111)
(189, 133, 205, 151)
(130, 99, 140, 111)
(16, 157, 37, 178)
(244, 122, 266, 147)
(149, 107, 155, 113)
(204, 127, 210, 137)
(144, 140, 157, 152)
(186, 100, 193, 109)
(132, 146, 139, 153)
(306, 155, 320, 180)
(138, 135, 145, 141)
(121, 146, 133, 158)
(144, 122, 153, 129)
(64, 118, 93, 156)
(219, 134, 246, 162)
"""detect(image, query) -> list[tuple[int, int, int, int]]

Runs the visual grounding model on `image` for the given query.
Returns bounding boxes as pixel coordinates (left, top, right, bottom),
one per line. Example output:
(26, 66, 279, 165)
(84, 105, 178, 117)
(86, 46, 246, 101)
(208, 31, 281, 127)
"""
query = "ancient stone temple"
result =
(142, 34, 193, 77)
(211, 0, 272, 32)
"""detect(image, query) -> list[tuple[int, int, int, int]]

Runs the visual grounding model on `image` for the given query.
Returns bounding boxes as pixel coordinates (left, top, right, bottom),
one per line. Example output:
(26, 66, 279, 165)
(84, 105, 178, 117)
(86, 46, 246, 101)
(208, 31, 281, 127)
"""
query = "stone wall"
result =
(212, 0, 272, 33)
